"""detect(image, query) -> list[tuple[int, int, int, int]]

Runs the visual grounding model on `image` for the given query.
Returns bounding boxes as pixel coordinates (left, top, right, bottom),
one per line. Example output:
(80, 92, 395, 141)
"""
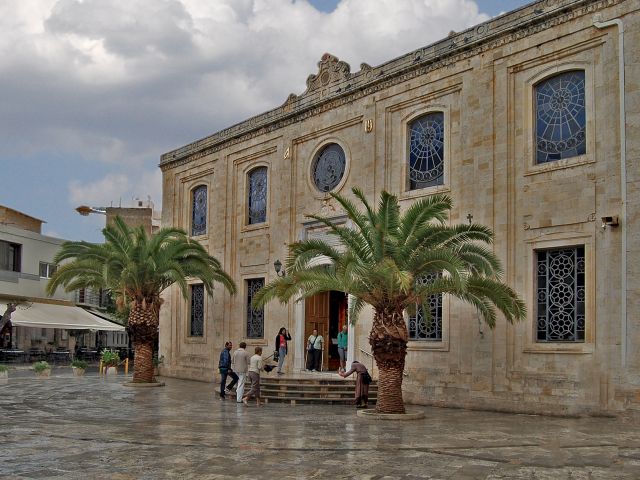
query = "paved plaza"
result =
(1, 371, 639, 479)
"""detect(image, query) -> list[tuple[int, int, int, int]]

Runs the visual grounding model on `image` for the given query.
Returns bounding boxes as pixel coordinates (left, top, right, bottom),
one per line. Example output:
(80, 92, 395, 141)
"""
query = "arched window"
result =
(247, 167, 267, 225)
(535, 70, 586, 164)
(312, 143, 346, 193)
(191, 185, 207, 236)
(408, 112, 445, 190)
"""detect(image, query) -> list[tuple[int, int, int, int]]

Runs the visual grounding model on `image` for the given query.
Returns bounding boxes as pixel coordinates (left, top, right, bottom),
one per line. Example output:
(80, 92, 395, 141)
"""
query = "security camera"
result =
(601, 215, 619, 228)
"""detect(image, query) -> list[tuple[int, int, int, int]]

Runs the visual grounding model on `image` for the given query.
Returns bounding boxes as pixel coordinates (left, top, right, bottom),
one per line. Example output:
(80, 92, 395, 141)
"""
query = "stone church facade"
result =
(159, 0, 640, 415)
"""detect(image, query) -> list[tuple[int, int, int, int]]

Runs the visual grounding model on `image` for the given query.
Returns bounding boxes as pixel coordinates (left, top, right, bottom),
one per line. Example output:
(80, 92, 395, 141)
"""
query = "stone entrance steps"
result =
(262, 376, 377, 405)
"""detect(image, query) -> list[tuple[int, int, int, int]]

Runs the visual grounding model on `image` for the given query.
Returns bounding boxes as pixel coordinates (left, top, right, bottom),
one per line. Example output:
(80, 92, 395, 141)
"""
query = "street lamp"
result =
(273, 259, 286, 277)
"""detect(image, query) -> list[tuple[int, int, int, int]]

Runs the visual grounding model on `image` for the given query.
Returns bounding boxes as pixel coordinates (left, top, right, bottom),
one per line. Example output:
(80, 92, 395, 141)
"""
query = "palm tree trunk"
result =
(369, 306, 408, 414)
(128, 300, 159, 383)
(133, 341, 154, 383)
(376, 362, 406, 414)
(0, 303, 16, 334)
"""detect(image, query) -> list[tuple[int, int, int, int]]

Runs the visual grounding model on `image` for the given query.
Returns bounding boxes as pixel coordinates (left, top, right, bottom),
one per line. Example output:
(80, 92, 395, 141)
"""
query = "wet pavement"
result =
(1, 371, 639, 479)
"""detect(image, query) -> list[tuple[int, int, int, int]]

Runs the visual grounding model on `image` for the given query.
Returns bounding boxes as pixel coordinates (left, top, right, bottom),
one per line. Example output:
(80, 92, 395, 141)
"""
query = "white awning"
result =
(3, 302, 125, 331)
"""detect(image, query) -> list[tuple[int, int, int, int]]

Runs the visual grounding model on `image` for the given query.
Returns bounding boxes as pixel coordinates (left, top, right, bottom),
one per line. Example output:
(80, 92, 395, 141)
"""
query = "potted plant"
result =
(101, 350, 120, 376)
(71, 359, 88, 376)
(0, 364, 8, 381)
(33, 361, 51, 378)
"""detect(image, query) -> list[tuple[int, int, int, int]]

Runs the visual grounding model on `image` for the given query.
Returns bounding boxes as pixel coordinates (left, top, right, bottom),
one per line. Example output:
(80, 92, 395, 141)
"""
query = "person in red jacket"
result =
(274, 327, 292, 375)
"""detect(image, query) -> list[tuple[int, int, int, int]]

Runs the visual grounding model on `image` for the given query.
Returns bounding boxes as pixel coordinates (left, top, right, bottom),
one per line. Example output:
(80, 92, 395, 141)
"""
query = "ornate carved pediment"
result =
(303, 53, 352, 95)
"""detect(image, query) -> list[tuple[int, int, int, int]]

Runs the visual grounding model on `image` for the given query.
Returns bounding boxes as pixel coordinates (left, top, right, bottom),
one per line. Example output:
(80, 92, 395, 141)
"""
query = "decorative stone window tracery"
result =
(246, 278, 265, 338)
(312, 143, 346, 193)
(191, 185, 207, 236)
(247, 167, 268, 225)
(408, 272, 442, 341)
(535, 71, 586, 164)
(408, 112, 445, 190)
(536, 246, 585, 342)
(190, 284, 204, 337)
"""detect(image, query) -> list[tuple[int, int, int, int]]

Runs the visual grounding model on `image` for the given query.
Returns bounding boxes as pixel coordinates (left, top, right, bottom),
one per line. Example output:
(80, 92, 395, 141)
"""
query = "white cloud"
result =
(68, 170, 162, 210)
(0, 0, 489, 228)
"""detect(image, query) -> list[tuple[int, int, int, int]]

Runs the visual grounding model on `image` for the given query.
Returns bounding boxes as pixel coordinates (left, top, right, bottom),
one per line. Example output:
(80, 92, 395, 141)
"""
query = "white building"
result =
(0, 205, 124, 359)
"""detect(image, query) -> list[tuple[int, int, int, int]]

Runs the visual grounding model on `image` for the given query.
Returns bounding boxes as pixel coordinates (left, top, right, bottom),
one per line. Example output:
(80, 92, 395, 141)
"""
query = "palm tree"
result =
(254, 188, 525, 414)
(46, 217, 235, 383)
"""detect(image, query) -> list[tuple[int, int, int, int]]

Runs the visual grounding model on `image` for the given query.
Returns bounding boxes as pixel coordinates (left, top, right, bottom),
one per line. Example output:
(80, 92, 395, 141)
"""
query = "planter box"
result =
(36, 369, 51, 378)
(0, 370, 8, 380)
(105, 366, 118, 376)
(72, 367, 86, 377)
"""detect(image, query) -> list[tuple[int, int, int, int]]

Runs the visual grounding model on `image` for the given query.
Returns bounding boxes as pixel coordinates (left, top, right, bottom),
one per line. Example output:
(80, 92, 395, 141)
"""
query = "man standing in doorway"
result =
(306, 329, 324, 372)
(337, 325, 348, 373)
(231, 342, 249, 403)
(218, 341, 238, 400)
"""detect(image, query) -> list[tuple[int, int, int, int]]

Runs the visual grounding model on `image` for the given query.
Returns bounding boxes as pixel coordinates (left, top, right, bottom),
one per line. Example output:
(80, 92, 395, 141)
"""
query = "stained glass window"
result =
(190, 284, 204, 337)
(535, 71, 586, 164)
(246, 278, 264, 338)
(191, 185, 207, 236)
(248, 167, 267, 224)
(312, 143, 346, 192)
(536, 246, 585, 342)
(408, 272, 442, 341)
(408, 112, 445, 190)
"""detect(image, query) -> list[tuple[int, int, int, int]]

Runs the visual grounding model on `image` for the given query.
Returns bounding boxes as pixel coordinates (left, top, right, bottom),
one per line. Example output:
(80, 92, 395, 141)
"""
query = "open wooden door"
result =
(305, 292, 329, 369)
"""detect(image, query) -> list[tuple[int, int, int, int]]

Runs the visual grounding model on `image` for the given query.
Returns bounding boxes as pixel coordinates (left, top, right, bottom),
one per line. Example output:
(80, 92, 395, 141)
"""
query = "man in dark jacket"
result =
(218, 341, 239, 399)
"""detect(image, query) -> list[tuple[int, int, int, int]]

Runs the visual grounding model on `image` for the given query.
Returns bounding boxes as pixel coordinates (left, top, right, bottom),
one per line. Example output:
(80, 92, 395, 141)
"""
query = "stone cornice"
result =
(159, 0, 621, 172)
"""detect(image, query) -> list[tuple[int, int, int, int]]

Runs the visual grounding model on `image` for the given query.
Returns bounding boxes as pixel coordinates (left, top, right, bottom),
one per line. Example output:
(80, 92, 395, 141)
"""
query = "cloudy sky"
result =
(0, 0, 528, 242)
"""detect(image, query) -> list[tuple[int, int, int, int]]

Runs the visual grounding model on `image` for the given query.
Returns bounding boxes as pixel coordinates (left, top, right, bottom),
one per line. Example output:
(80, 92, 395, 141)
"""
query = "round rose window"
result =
(311, 143, 346, 192)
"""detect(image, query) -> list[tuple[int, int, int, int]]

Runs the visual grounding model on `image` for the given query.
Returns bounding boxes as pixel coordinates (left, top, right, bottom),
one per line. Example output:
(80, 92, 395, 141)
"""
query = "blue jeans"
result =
(219, 369, 238, 398)
(277, 346, 286, 373)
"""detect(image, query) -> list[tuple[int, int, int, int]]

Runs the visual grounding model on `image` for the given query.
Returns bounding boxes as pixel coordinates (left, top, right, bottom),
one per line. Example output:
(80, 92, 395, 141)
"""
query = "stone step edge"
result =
(261, 383, 378, 389)
(262, 390, 378, 397)
(262, 387, 378, 394)
(261, 381, 377, 387)
(263, 396, 377, 403)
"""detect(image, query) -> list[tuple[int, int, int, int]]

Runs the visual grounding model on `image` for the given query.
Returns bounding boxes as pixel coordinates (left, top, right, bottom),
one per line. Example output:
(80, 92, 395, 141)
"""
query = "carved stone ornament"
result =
(283, 147, 291, 160)
(364, 119, 374, 133)
(304, 53, 352, 95)
(319, 199, 337, 216)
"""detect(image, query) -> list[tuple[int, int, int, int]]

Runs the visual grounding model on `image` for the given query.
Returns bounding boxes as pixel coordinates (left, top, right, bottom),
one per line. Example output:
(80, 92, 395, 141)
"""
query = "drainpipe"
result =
(593, 17, 626, 368)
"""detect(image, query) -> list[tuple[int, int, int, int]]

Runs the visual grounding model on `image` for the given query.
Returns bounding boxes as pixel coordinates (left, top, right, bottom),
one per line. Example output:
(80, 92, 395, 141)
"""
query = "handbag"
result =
(307, 336, 317, 352)
(361, 371, 372, 385)
(273, 349, 279, 362)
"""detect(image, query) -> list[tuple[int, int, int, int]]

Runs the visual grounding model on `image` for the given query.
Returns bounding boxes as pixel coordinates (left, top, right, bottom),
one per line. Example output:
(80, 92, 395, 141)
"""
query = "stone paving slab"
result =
(0, 374, 639, 479)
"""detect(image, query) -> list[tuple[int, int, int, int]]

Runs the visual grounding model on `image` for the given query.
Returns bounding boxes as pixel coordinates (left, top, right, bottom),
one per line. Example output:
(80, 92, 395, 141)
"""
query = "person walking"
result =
(337, 325, 348, 373)
(231, 342, 249, 403)
(243, 346, 264, 406)
(275, 327, 291, 375)
(339, 360, 371, 408)
(218, 341, 238, 400)
(305, 329, 324, 372)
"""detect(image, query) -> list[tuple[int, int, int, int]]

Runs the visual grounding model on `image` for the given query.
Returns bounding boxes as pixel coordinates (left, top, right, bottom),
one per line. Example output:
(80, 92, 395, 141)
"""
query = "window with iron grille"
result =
(408, 112, 445, 190)
(536, 246, 585, 342)
(246, 278, 264, 338)
(408, 272, 442, 341)
(190, 284, 204, 337)
(191, 185, 207, 236)
(535, 71, 586, 164)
